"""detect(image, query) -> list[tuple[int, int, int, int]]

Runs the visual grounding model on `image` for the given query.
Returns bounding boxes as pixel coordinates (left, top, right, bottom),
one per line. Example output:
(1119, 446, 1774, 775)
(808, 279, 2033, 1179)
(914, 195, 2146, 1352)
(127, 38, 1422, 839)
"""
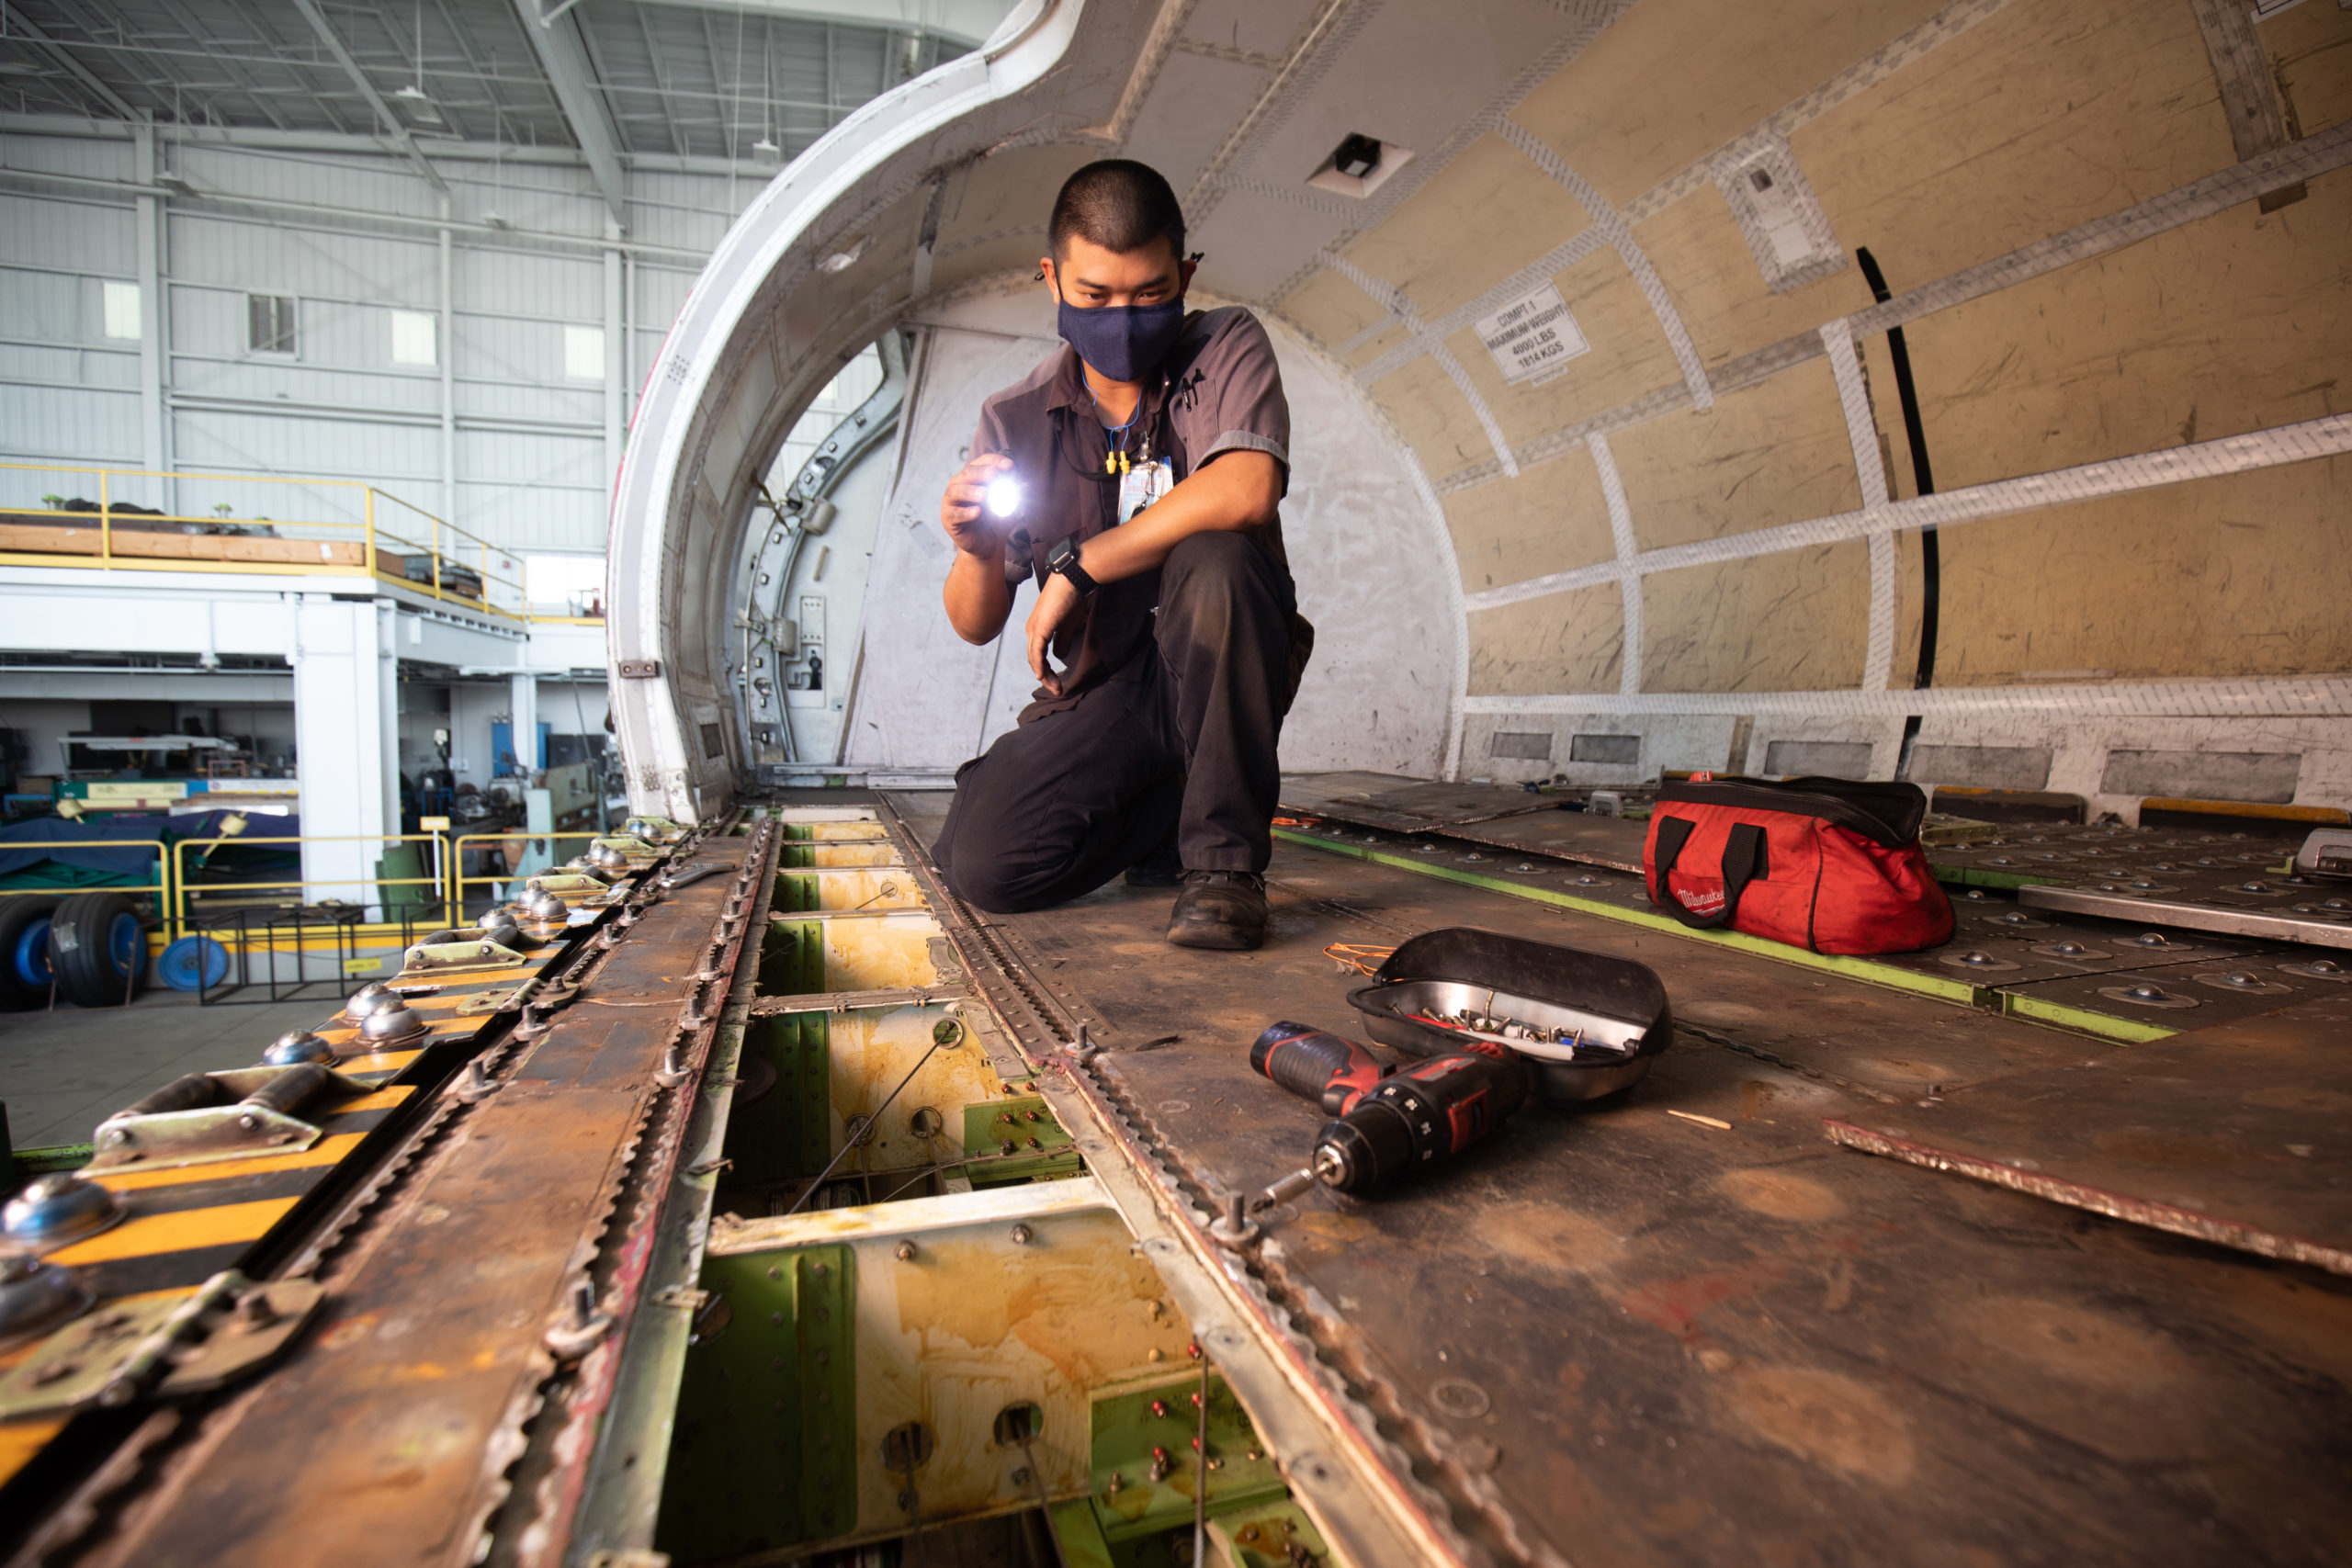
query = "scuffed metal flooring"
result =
(887, 791, 2352, 1568)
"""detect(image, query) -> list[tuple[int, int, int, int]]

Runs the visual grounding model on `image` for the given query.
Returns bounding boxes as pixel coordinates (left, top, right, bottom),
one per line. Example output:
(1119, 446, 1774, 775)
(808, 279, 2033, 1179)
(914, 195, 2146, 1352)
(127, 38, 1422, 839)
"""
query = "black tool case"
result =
(1348, 927, 1673, 1103)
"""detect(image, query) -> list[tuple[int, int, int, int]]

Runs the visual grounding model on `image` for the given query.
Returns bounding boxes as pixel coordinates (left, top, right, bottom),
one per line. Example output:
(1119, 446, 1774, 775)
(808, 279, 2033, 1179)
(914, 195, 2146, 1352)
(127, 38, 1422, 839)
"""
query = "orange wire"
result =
(1322, 942, 1395, 976)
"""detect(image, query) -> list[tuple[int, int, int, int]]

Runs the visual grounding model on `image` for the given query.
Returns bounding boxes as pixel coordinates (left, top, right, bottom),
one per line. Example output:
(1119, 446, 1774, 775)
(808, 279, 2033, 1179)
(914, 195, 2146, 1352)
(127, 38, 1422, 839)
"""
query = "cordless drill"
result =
(1248, 1021, 1528, 1207)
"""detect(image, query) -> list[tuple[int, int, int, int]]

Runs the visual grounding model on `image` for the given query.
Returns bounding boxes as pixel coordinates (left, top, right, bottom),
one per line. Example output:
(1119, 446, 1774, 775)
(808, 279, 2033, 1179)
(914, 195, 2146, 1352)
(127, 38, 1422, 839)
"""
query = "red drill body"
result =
(1250, 1021, 1528, 1197)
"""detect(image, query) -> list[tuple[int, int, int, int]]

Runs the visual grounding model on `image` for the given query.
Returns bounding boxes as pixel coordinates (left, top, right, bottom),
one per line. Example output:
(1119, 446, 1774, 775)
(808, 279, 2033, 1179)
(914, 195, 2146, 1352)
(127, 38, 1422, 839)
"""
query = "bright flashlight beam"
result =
(983, 475, 1021, 519)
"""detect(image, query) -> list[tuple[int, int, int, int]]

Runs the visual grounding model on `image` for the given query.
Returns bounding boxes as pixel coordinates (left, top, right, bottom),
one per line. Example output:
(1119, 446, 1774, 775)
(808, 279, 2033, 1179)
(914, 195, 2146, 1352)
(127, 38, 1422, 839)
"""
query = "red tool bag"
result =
(1642, 775, 1953, 954)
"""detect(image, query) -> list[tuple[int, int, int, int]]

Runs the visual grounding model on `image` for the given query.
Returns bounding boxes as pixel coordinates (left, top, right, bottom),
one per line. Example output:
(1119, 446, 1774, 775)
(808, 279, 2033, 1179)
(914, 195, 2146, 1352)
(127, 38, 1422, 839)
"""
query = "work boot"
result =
(1124, 840, 1183, 887)
(1166, 870, 1268, 951)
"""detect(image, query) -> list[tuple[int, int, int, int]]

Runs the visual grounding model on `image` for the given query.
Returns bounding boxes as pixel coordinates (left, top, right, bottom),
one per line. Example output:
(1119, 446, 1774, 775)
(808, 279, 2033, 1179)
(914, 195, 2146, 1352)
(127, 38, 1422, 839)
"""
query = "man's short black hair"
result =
(1048, 160, 1185, 265)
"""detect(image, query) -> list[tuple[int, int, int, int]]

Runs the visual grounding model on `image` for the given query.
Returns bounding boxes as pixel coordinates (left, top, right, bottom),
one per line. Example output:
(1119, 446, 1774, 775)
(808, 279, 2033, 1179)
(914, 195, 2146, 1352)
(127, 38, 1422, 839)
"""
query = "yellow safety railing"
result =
(449, 830, 607, 913)
(0, 462, 601, 626)
(171, 832, 457, 937)
(0, 840, 173, 914)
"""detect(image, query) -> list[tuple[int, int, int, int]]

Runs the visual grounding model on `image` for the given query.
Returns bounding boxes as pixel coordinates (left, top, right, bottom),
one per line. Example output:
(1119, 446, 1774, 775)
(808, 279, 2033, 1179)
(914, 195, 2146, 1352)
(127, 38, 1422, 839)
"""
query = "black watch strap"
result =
(1047, 536, 1098, 597)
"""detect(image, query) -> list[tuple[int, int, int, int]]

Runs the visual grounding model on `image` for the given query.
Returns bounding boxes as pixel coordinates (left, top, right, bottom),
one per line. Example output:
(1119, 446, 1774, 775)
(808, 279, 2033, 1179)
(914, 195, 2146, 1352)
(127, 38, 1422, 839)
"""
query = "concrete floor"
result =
(2, 990, 330, 1152)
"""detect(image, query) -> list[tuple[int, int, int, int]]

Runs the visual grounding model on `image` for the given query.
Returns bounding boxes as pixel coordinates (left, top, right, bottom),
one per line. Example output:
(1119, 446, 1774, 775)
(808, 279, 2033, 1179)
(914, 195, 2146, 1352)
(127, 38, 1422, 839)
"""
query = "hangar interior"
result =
(1, 2, 2349, 1566)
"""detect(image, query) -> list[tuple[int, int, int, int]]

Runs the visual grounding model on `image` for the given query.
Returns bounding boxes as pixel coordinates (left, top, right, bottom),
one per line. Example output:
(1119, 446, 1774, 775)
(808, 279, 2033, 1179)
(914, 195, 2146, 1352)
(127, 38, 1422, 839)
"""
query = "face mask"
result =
(1057, 291, 1187, 383)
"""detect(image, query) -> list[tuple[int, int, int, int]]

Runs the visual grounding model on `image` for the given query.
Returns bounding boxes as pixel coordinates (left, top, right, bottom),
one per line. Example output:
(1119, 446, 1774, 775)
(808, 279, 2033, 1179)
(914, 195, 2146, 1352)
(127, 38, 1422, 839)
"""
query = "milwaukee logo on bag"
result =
(1642, 775, 1953, 954)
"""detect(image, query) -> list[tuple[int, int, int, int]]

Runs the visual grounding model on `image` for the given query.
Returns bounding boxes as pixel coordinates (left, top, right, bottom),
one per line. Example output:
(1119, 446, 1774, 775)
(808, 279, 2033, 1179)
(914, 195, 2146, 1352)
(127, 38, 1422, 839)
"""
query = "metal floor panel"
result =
(906, 832, 2352, 1567)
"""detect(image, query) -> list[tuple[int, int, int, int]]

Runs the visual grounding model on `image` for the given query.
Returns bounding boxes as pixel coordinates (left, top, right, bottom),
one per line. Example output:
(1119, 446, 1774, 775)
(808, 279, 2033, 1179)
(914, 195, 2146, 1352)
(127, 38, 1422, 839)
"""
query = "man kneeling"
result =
(930, 159, 1310, 952)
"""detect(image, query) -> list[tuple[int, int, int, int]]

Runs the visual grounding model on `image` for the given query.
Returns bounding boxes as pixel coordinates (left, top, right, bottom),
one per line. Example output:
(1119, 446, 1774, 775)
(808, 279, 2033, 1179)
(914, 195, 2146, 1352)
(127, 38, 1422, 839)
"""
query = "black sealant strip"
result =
(1857, 247, 1941, 780)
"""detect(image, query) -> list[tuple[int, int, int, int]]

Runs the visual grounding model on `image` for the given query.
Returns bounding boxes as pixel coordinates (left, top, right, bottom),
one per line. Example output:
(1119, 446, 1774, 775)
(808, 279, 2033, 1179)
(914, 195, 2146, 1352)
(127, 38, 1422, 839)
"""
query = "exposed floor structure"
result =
(880, 788, 2352, 1565)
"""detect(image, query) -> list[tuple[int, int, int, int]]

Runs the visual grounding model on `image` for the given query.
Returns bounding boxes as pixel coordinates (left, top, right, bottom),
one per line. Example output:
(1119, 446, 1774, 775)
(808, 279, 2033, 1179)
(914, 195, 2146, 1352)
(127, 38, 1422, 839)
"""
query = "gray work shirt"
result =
(971, 305, 1293, 718)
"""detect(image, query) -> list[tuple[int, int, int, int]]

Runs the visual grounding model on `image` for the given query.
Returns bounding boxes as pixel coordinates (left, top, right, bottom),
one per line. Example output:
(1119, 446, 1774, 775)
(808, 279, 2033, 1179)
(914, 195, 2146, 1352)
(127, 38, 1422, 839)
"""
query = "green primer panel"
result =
(758, 918, 826, 994)
(959, 1096, 1082, 1187)
(727, 1013, 832, 1184)
(657, 1243, 856, 1562)
(1089, 1370, 1285, 1543)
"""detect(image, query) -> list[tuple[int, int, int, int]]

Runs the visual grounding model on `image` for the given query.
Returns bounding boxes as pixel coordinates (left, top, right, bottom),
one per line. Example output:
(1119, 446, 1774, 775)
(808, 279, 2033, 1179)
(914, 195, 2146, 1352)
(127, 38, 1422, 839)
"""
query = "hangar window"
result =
(247, 293, 297, 355)
(564, 324, 606, 381)
(390, 310, 437, 367)
(101, 280, 141, 340)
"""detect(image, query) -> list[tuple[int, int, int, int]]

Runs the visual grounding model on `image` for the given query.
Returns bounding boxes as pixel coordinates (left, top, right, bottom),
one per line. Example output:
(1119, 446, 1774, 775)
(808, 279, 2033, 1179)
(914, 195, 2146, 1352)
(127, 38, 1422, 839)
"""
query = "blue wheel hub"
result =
(11, 917, 51, 989)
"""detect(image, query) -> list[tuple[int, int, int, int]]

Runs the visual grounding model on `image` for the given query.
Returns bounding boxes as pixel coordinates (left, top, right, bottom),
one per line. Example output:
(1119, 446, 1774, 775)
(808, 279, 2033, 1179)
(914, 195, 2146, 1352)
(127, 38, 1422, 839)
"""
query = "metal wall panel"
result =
(0, 134, 745, 557)
(0, 382, 141, 467)
(0, 193, 135, 276)
(168, 212, 439, 307)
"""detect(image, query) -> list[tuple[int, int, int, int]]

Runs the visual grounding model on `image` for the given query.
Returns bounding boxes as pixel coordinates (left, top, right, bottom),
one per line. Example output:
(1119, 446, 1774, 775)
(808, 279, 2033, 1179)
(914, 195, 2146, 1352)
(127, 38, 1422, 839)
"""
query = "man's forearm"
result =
(944, 546, 1014, 644)
(1078, 451, 1281, 584)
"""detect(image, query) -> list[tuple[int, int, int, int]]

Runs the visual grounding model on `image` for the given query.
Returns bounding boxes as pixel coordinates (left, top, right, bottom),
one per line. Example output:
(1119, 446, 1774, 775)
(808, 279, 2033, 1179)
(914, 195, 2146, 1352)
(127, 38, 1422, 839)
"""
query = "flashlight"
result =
(983, 473, 1021, 520)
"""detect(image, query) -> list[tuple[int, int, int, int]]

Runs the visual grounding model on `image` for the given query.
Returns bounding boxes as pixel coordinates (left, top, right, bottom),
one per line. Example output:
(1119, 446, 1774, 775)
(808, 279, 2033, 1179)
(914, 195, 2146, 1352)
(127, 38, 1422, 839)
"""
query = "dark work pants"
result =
(933, 532, 1295, 914)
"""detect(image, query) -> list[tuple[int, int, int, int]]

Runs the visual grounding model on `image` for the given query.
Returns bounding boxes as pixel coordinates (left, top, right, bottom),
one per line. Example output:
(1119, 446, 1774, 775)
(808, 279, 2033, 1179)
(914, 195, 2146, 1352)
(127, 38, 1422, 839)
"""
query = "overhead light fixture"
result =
(753, 134, 780, 155)
(483, 211, 511, 230)
(1307, 134, 1413, 199)
(395, 83, 430, 101)
(1332, 133, 1381, 180)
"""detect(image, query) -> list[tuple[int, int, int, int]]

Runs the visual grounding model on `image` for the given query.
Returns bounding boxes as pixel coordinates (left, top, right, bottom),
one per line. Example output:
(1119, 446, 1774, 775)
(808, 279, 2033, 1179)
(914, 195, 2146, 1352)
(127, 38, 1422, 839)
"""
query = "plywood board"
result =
(1510, 0, 1953, 210)
(0, 522, 367, 567)
(1928, 457, 2352, 685)
(1609, 356, 1862, 552)
(1439, 444, 1614, 592)
(1641, 542, 1871, 693)
(1795, 0, 2236, 294)
(1467, 582, 1625, 697)
(1445, 246, 1678, 447)
(1900, 164, 2352, 491)
(1344, 133, 1593, 323)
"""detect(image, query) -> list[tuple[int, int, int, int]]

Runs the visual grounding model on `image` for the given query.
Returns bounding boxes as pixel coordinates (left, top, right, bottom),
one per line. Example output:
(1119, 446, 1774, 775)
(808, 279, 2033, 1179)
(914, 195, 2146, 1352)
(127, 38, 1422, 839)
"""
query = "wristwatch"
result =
(1046, 534, 1098, 597)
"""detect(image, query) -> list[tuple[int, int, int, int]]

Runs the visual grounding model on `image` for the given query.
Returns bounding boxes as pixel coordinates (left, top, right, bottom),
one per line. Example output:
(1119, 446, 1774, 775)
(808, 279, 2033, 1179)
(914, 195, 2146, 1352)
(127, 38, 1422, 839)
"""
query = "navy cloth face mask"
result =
(1057, 293, 1186, 383)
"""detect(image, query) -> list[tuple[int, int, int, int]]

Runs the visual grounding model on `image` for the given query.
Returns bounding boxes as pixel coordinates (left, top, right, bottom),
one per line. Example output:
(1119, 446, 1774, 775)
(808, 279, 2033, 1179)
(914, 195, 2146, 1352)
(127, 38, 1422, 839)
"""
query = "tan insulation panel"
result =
(931, 142, 1098, 254)
(2264, 0, 2352, 139)
(1510, 0, 1952, 210)
(1928, 457, 2352, 684)
(1610, 357, 1863, 552)
(1344, 323, 1411, 369)
(1641, 543, 1872, 693)
(1283, 266, 1393, 350)
(1441, 444, 1615, 592)
(1634, 184, 1881, 371)
(1364, 352, 1494, 482)
(1901, 164, 2352, 491)
(1343, 134, 1593, 322)
(1855, 330, 1921, 502)
(1444, 245, 1679, 447)
(1794, 0, 2237, 293)
(1466, 583, 1624, 697)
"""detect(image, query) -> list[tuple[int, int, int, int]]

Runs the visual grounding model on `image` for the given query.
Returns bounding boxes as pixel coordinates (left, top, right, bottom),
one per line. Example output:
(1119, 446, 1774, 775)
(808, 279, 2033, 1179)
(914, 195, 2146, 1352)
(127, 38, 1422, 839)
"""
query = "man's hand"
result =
(1024, 570, 1083, 695)
(940, 452, 1012, 558)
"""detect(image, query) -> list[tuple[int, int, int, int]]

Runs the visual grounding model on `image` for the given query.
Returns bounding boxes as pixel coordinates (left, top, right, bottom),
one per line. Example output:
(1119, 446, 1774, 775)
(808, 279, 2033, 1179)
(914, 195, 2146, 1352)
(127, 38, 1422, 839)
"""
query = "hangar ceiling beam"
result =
(0, 5, 138, 122)
(515, 0, 632, 229)
(605, 0, 1000, 46)
(284, 0, 452, 197)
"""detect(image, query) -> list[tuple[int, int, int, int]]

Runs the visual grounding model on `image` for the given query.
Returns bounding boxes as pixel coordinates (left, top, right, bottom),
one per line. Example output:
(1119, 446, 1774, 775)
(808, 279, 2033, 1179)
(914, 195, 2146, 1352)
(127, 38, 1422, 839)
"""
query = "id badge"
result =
(1117, 457, 1174, 524)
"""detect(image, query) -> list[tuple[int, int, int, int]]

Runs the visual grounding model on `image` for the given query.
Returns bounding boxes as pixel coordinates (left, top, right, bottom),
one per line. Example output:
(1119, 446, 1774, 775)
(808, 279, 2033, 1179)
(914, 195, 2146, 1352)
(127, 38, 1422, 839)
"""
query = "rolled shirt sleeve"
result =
(1185, 310, 1291, 492)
